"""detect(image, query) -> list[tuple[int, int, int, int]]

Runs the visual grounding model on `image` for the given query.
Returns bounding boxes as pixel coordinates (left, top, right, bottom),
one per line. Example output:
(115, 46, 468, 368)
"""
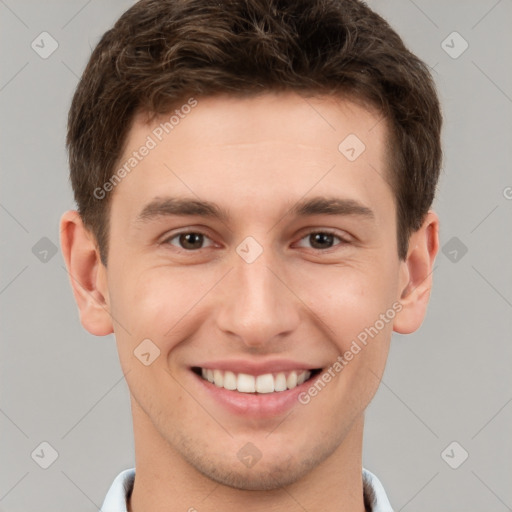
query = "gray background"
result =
(1, 0, 511, 510)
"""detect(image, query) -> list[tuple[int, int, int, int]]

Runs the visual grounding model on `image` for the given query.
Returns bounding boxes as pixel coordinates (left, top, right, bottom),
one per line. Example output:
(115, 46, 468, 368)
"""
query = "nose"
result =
(214, 244, 301, 350)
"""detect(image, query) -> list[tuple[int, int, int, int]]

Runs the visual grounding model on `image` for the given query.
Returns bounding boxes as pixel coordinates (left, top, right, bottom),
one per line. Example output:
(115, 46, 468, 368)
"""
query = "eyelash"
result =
(162, 229, 351, 252)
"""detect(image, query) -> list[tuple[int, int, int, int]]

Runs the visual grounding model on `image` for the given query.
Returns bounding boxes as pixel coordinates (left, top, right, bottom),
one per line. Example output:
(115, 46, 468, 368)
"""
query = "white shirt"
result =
(100, 467, 393, 511)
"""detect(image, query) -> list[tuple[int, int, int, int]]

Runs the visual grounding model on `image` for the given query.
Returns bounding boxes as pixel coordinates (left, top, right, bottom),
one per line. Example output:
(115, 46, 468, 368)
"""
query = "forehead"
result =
(109, 92, 393, 228)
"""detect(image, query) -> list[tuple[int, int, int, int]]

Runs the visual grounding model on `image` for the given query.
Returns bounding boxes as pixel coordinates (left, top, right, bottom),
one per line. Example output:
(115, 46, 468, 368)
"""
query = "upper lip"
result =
(191, 359, 323, 375)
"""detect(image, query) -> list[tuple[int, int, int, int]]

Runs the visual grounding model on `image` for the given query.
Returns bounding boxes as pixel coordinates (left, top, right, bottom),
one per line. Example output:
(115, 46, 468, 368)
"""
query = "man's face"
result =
(101, 92, 407, 489)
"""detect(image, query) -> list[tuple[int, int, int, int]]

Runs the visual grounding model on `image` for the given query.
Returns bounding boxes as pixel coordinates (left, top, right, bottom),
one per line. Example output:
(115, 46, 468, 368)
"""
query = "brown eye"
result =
(165, 232, 214, 251)
(296, 231, 349, 251)
(309, 232, 335, 249)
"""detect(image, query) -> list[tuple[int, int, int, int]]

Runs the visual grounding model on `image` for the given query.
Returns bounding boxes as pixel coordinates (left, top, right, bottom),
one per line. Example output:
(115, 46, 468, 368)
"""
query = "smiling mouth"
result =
(192, 367, 322, 394)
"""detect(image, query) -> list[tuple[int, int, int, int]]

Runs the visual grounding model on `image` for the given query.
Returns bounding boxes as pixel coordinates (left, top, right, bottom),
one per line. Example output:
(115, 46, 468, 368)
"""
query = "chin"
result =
(182, 440, 332, 491)
(195, 459, 312, 491)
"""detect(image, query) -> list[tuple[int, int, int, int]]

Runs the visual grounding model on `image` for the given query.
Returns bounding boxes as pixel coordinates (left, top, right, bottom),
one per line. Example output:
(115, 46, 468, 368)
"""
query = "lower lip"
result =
(191, 370, 317, 419)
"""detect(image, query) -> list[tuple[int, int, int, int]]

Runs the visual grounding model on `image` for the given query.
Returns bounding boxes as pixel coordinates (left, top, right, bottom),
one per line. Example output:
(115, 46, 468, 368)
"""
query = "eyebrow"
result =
(290, 196, 375, 220)
(134, 195, 375, 224)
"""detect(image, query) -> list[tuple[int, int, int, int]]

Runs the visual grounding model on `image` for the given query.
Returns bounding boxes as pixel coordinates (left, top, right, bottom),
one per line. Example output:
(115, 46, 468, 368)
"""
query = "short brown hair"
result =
(67, 0, 442, 265)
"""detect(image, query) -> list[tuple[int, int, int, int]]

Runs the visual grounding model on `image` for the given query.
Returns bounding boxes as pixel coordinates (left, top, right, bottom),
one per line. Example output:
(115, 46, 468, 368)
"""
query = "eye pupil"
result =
(170, 231, 343, 252)
(310, 232, 334, 249)
(180, 233, 203, 250)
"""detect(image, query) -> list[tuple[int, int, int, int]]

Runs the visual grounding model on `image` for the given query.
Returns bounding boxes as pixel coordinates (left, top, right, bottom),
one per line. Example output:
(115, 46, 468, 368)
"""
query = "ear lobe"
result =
(393, 210, 440, 335)
(60, 210, 113, 336)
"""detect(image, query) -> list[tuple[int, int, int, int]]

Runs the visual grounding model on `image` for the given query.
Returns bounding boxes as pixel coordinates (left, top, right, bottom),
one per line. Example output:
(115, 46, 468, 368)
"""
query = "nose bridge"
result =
(215, 238, 300, 345)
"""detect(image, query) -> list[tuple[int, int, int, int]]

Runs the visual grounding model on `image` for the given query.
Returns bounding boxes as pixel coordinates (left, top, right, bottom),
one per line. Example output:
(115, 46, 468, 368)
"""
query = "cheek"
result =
(294, 261, 395, 408)
(108, 268, 199, 415)
(110, 266, 213, 351)
(294, 262, 395, 346)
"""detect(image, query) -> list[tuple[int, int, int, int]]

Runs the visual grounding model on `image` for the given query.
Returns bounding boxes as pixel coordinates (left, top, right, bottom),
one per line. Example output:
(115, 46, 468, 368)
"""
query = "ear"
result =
(60, 210, 113, 336)
(393, 210, 440, 334)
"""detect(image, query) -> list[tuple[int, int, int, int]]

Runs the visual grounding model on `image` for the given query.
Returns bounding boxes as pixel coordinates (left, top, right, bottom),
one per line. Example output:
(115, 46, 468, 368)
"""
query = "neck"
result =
(128, 399, 367, 512)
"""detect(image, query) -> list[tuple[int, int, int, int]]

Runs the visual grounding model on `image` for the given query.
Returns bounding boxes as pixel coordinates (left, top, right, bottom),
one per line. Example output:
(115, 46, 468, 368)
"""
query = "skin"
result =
(60, 91, 439, 512)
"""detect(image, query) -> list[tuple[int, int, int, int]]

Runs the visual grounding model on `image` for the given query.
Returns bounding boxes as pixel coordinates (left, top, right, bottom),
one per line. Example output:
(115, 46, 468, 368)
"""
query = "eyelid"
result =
(161, 228, 217, 248)
(160, 227, 352, 252)
(294, 229, 352, 249)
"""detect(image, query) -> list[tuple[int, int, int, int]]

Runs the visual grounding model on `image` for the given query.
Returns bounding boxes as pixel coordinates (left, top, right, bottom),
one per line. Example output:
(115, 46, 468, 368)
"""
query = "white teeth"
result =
(213, 369, 224, 387)
(286, 371, 297, 389)
(198, 368, 312, 393)
(274, 372, 287, 392)
(223, 371, 237, 390)
(255, 374, 274, 393)
(297, 371, 307, 385)
(237, 373, 256, 393)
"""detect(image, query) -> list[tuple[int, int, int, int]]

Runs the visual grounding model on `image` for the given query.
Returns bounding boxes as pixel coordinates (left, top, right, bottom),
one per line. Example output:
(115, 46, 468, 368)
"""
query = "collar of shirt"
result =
(100, 467, 393, 512)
